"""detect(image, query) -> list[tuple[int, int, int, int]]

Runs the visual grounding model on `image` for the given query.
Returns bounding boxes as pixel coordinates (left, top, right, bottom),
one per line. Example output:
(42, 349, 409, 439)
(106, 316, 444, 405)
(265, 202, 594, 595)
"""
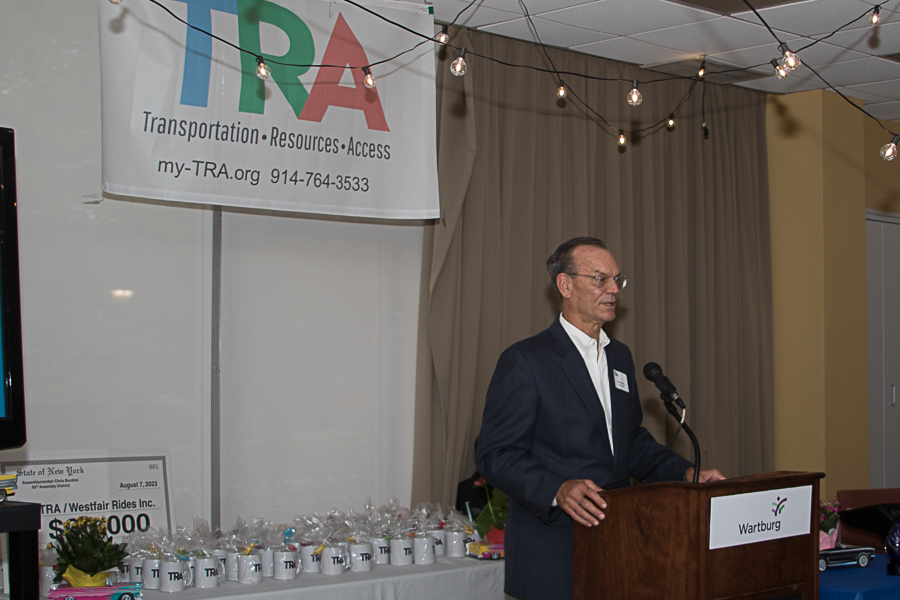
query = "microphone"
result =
(643, 361, 701, 484)
(643, 362, 686, 409)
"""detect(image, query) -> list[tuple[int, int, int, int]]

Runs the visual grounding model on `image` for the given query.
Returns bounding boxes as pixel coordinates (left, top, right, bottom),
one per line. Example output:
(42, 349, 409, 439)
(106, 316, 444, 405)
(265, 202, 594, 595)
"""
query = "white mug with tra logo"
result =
(273, 550, 299, 580)
(299, 543, 321, 573)
(141, 557, 161, 590)
(159, 558, 192, 593)
(370, 537, 390, 565)
(238, 552, 262, 584)
(193, 556, 223, 589)
(350, 542, 373, 572)
(389, 536, 414, 566)
(319, 545, 346, 575)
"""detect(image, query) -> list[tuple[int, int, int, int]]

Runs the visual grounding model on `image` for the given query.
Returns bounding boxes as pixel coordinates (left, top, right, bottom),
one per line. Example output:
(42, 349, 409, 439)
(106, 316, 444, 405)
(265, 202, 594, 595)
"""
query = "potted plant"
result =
(819, 500, 841, 550)
(474, 478, 508, 543)
(51, 516, 129, 587)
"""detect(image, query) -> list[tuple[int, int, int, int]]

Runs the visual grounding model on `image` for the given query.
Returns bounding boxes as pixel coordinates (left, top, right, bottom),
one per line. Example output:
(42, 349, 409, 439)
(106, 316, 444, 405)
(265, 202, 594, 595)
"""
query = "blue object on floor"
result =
(820, 553, 900, 600)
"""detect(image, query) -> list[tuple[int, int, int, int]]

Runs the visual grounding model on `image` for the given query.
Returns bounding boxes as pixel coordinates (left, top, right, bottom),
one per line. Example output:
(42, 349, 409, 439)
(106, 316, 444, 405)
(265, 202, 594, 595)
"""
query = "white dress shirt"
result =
(559, 314, 614, 455)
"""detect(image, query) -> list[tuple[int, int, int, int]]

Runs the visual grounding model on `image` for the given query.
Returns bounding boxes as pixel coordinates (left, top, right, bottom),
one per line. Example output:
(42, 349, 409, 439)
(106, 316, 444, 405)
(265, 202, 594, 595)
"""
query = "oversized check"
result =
(1, 453, 174, 545)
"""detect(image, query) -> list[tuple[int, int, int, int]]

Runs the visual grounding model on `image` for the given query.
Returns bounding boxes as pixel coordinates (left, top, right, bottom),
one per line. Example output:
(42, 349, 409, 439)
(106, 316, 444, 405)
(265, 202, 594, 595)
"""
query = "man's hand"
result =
(556, 479, 607, 527)
(684, 467, 726, 482)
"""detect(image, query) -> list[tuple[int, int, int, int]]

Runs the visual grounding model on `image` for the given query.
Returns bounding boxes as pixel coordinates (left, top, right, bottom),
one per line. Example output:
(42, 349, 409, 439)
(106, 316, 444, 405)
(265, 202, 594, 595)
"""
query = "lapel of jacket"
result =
(604, 340, 630, 469)
(549, 319, 614, 458)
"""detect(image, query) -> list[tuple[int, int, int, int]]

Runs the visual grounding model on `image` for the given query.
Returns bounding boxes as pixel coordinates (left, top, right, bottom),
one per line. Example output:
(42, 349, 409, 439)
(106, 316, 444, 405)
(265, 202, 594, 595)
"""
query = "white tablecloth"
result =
(140, 557, 505, 600)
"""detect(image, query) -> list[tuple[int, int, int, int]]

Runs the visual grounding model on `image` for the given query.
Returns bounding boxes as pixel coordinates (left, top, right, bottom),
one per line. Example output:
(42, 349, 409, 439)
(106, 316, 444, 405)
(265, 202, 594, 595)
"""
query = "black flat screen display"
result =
(0, 127, 26, 450)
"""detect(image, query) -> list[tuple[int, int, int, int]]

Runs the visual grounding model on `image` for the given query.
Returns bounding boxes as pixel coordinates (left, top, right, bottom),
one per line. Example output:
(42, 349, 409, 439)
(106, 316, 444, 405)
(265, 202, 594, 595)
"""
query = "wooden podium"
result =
(572, 471, 824, 600)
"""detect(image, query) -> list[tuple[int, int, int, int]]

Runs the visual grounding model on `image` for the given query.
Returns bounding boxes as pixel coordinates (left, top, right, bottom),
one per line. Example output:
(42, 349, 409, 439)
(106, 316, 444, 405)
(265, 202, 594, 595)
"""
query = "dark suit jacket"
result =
(477, 318, 693, 600)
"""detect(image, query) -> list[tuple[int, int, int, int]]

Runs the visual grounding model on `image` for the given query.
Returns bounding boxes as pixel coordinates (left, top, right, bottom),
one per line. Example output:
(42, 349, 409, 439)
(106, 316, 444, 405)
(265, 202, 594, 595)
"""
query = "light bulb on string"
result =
(698, 59, 706, 79)
(627, 80, 642, 106)
(109, 0, 123, 4)
(870, 6, 881, 25)
(771, 59, 788, 80)
(437, 25, 450, 45)
(451, 48, 467, 77)
(667, 114, 675, 129)
(778, 42, 801, 71)
(881, 134, 900, 161)
(618, 130, 626, 146)
(256, 56, 271, 80)
(362, 66, 376, 89)
(557, 82, 567, 99)
(703, 122, 710, 139)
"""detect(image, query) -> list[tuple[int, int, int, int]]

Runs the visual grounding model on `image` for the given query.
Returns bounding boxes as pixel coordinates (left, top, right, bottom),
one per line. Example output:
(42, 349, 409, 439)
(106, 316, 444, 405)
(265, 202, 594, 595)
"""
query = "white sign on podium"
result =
(709, 485, 812, 550)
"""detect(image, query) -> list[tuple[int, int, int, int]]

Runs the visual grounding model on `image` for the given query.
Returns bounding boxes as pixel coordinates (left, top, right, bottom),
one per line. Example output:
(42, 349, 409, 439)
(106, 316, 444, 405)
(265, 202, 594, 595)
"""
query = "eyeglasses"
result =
(569, 273, 628, 291)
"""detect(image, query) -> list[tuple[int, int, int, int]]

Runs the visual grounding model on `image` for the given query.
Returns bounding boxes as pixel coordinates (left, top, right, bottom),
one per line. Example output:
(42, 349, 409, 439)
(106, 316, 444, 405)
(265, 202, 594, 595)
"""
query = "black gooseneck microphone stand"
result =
(657, 393, 702, 484)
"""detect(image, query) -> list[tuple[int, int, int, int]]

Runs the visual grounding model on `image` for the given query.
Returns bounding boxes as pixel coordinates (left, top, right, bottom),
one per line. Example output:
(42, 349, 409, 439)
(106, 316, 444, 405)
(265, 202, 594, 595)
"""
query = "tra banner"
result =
(97, 0, 439, 219)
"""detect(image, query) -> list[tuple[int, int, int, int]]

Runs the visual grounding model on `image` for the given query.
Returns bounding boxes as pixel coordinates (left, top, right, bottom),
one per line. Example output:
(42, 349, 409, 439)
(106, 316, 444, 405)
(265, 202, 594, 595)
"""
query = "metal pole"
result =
(210, 206, 222, 530)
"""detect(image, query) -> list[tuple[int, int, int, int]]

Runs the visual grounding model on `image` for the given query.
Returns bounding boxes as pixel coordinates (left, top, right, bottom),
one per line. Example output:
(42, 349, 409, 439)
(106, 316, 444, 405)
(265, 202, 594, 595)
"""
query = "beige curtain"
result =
(411, 27, 774, 509)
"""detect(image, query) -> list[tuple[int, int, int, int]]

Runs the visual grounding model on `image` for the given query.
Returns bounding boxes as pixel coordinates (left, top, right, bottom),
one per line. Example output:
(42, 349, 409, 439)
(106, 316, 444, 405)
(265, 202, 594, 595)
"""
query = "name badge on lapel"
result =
(613, 370, 629, 392)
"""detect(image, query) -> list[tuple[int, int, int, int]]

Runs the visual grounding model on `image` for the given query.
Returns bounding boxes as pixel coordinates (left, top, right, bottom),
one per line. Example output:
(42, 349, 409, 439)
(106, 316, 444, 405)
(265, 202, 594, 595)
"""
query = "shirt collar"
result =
(559, 314, 610, 360)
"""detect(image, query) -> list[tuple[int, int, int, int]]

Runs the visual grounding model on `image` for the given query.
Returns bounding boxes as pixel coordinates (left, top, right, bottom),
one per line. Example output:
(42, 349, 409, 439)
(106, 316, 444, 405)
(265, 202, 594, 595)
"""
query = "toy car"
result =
(0, 473, 17, 502)
(819, 545, 877, 572)
(467, 541, 504, 560)
(48, 581, 141, 600)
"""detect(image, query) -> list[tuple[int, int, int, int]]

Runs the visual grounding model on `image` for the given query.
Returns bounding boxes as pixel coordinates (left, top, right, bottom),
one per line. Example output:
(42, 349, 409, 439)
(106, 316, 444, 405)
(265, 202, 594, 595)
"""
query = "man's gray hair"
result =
(546, 236, 608, 298)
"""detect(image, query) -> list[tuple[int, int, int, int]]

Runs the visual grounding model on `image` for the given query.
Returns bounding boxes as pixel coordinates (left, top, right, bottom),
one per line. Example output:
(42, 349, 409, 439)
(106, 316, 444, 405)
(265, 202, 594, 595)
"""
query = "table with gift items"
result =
(39, 500, 505, 600)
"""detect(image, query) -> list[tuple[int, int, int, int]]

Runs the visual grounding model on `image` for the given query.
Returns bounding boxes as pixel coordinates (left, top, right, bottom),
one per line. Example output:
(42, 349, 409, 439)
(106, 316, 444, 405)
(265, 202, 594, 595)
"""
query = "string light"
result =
(627, 80, 642, 106)
(771, 59, 788, 79)
(882, 134, 900, 161)
(667, 114, 675, 128)
(109, 0, 123, 4)
(134, 0, 897, 164)
(870, 5, 881, 25)
(451, 48, 468, 77)
(361, 66, 376, 88)
(557, 82, 567, 99)
(255, 56, 270, 80)
(778, 42, 801, 71)
(437, 25, 450, 45)
(702, 122, 710, 139)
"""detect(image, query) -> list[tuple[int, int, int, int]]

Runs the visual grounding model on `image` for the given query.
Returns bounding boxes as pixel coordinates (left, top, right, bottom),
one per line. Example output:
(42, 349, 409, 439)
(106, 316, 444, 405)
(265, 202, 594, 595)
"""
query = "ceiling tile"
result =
(572, 36, 697, 66)
(679, 0, 806, 11)
(707, 38, 797, 69)
(434, 0, 522, 27)
(630, 16, 791, 56)
(478, 16, 617, 46)
(733, 72, 825, 94)
(791, 40, 871, 66)
(858, 0, 900, 14)
(538, 0, 719, 36)
(801, 57, 900, 87)
(462, 0, 600, 18)
(845, 78, 900, 100)
(823, 21, 900, 57)
(711, 38, 868, 66)
(830, 85, 895, 104)
(861, 100, 900, 121)
(731, 0, 875, 37)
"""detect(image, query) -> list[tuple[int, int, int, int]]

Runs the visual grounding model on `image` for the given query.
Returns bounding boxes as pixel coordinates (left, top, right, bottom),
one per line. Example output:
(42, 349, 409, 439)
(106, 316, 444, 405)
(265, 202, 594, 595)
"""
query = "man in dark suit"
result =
(477, 237, 724, 600)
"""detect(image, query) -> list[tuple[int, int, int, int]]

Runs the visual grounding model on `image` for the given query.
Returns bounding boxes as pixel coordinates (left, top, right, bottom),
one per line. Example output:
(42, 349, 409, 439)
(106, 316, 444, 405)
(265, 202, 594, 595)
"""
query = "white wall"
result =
(219, 210, 421, 525)
(0, 0, 422, 527)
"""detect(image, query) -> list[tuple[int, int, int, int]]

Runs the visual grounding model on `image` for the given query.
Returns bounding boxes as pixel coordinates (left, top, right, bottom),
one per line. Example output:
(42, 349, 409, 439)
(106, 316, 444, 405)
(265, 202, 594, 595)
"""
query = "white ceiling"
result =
(431, 0, 900, 122)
